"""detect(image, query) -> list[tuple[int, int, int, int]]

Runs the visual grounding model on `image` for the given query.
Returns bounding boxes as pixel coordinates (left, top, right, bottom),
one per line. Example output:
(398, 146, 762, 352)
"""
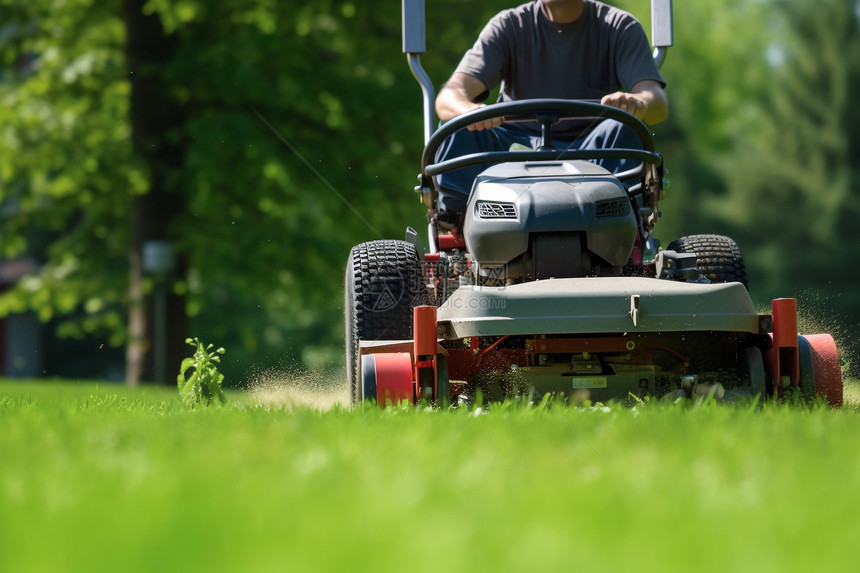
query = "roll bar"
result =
(402, 0, 673, 144)
(402, 0, 435, 145)
(651, 0, 674, 68)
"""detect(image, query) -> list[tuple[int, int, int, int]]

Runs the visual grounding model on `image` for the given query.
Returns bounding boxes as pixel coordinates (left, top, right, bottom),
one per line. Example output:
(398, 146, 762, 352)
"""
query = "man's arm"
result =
(435, 72, 505, 131)
(600, 80, 668, 125)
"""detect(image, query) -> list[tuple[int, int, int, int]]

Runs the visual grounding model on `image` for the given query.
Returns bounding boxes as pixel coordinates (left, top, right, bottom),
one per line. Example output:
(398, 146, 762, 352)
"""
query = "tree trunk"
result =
(124, 0, 187, 384)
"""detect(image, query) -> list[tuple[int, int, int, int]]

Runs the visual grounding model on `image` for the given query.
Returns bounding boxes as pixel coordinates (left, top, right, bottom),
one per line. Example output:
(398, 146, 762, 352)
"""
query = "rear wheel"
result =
(345, 240, 424, 404)
(666, 234, 748, 289)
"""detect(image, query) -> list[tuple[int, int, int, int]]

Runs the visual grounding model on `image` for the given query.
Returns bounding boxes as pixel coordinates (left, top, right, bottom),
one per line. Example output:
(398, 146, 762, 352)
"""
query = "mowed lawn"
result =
(2, 378, 860, 573)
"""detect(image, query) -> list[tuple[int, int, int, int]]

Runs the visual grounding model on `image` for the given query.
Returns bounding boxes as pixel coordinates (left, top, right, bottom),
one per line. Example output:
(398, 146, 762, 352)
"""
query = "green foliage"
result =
(712, 0, 860, 292)
(618, 0, 860, 374)
(145, 0, 513, 378)
(0, 0, 143, 346)
(690, 0, 860, 373)
(177, 337, 227, 407)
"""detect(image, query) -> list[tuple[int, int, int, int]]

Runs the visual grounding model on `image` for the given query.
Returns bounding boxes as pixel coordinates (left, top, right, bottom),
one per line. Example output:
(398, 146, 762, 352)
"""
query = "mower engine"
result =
(465, 160, 638, 282)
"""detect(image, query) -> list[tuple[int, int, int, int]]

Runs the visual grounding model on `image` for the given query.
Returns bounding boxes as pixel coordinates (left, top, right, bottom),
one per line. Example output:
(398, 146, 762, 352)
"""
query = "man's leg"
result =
(433, 126, 528, 222)
(570, 119, 643, 174)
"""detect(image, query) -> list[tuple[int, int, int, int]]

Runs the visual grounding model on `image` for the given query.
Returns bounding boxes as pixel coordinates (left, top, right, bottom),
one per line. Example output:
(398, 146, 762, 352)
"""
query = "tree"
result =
(633, 0, 860, 373)
(0, 0, 141, 361)
(124, 0, 188, 384)
(140, 0, 515, 381)
(707, 0, 860, 372)
(6, 0, 854, 384)
(0, 0, 512, 383)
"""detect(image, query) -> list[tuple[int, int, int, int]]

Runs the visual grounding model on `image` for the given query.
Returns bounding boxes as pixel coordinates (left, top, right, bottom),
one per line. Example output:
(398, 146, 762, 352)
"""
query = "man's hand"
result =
(601, 92, 645, 117)
(436, 72, 505, 131)
(461, 105, 505, 132)
(600, 80, 668, 125)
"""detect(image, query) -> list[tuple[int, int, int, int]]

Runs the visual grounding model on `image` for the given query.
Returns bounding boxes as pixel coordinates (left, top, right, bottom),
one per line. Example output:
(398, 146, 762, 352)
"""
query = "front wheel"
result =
(345, 240, 425, 404)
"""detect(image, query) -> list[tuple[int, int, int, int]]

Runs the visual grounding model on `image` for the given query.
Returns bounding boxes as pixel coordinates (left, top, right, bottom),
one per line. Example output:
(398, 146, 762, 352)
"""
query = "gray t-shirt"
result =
(455, 0, 664, 138)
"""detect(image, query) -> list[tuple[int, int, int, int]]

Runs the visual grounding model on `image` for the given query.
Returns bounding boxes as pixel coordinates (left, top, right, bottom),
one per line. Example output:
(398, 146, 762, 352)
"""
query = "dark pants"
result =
(434, 119, 642, 215)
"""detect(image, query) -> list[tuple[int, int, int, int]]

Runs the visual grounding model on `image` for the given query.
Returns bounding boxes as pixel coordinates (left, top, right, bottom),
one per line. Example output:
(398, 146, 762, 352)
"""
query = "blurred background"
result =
(0, 0, 857, 386)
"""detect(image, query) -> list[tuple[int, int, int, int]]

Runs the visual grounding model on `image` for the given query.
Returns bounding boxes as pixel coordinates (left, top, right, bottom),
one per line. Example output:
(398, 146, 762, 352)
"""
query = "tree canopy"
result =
(1, 0, 858, 382)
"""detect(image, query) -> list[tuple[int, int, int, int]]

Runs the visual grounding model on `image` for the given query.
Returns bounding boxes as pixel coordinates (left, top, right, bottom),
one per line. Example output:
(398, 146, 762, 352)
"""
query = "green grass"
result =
(2, 379, 860, 572)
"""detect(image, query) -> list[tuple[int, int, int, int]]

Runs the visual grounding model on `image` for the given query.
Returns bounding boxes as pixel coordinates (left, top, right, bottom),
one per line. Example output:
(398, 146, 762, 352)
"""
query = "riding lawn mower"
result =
(344, 0, 843, 407)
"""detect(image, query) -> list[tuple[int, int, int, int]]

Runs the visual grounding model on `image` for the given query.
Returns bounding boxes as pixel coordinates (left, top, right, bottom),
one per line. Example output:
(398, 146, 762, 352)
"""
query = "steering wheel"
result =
(421, 99, 662, 185)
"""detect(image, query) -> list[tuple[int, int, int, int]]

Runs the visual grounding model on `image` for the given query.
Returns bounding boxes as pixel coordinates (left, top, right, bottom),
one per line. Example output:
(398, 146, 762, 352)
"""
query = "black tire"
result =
(345, 240, 424, 404)
(666, 234, 749, 289)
